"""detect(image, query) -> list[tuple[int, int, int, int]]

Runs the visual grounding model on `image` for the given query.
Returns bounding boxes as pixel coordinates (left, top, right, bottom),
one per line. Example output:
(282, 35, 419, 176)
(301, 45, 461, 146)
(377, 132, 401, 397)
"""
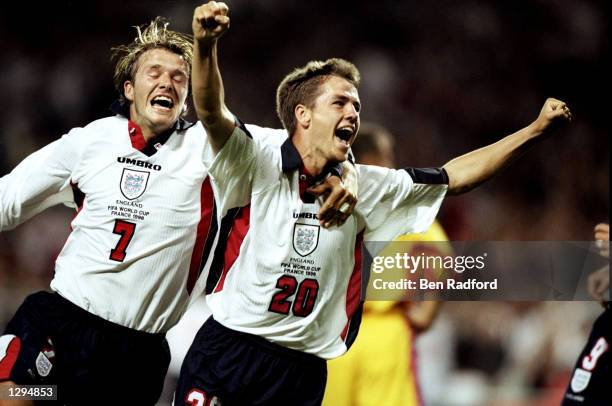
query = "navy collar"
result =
(281, 137, 304, 173)
(109, 100, 196, 131)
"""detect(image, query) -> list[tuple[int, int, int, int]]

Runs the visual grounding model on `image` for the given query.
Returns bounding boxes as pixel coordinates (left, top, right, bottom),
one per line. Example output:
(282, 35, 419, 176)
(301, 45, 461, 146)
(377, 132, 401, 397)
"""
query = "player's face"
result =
(308, 76, 360, 163)
(124, 48, 189, 136)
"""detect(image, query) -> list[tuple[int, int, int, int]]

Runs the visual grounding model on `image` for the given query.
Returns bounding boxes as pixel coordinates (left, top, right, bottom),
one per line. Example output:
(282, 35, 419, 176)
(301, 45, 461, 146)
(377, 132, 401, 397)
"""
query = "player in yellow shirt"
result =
(323, 123, 450, 406)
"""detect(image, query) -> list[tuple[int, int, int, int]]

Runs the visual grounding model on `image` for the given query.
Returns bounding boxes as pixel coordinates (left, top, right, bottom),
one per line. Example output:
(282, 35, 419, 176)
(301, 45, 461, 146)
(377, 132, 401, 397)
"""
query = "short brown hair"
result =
(111, 17, 193, 105)
(276, 58, 361, 135)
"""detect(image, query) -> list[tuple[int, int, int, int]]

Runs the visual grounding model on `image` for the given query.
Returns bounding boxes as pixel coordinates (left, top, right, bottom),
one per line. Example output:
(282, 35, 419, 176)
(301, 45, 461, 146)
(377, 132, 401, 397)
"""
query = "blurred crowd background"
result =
(0, 1, 608, 405)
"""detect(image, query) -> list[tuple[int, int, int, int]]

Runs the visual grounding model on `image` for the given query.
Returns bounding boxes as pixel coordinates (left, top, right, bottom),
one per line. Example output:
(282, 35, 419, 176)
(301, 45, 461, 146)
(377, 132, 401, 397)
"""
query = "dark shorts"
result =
(175, 317, 327, 406)
(562, 305, 612, 405)
(0, 291, 170, 405)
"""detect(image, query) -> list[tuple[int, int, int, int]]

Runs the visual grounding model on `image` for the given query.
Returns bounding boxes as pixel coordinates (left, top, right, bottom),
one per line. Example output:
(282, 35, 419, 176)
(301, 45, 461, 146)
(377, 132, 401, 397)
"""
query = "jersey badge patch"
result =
(570, 368, 591, 393)
(35, 352, 52, 377)
(293, 223, 319, 257)
(120, 168, 150, 200)
(35, 337, 55, 378)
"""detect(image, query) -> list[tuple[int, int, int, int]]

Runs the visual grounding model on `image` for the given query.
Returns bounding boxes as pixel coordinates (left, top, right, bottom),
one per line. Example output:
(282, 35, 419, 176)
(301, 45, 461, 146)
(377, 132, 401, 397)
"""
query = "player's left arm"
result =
(443, 98, 572, 195)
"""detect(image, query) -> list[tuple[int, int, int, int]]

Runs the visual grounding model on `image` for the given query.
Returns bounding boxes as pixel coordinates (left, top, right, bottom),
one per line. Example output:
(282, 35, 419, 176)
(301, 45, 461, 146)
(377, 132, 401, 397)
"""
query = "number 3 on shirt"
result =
(268, 275, 319, 317)
(109, 220, 136, 262)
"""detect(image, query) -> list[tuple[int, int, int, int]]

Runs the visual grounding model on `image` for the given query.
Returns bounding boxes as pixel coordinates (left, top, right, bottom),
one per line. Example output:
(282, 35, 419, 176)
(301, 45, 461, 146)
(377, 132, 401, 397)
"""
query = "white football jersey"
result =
(205, 124, 448, 359)
(0, 115, 217, 333)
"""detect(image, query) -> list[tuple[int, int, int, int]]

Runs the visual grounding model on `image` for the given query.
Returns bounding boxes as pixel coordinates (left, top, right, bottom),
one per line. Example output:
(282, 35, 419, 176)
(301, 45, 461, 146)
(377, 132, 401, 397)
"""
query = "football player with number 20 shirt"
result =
(176, 2, 574, 405)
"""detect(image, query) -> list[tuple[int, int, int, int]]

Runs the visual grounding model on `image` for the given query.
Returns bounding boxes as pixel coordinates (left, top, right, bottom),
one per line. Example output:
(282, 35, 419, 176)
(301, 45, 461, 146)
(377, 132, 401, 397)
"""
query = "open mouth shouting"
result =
(150, 95, 175, 113)
(334, 126, 355, 148)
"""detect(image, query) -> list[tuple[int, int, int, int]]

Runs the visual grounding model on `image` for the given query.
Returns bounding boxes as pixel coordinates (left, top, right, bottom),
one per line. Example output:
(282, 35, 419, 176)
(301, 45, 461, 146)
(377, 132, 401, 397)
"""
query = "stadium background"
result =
(0, 1, 608, 404)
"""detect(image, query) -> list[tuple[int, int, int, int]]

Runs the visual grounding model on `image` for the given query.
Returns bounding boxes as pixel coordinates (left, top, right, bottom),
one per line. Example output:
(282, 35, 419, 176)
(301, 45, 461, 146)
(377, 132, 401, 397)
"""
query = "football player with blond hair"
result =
(0, 17, 354, 405)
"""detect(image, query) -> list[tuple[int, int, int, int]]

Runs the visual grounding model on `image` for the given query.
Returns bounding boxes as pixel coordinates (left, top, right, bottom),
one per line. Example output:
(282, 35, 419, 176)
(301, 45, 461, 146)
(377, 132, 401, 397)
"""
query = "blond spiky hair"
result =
(111, 17, 193, 105)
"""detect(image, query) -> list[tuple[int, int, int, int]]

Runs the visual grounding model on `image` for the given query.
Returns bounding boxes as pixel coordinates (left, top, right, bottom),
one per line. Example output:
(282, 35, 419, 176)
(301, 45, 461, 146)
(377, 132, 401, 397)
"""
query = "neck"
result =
(129, 106, 166, 143)
(292, 132, 330, 176)
(139, 126, 156, 143)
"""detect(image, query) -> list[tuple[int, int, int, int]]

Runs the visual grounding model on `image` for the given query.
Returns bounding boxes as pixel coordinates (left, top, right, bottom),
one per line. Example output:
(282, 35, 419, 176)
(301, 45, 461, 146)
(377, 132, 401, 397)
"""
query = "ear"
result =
(295, 104, 311, 129)
(123, 81, 135, 102)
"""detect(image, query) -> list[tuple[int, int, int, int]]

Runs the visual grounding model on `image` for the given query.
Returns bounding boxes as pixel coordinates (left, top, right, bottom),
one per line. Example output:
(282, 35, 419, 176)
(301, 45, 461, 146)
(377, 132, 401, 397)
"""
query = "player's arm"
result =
(443, 98, 572, 195)
(0, 140, 75, 231)
(192, 1, 235, 154)
(308, 161, 358, 228)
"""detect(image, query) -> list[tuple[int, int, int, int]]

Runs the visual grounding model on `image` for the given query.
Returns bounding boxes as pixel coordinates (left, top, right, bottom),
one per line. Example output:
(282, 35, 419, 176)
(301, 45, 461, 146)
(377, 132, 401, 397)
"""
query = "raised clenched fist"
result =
(533, 97, 573, 134)
(193, 1, 230, 43)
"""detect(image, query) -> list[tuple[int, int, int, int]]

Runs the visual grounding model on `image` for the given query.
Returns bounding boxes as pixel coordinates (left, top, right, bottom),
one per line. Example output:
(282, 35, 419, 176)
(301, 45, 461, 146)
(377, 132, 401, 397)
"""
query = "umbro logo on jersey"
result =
(117, 157, 162, 171)
(120, 168, 150, 200)
(293, 212, 319, 219)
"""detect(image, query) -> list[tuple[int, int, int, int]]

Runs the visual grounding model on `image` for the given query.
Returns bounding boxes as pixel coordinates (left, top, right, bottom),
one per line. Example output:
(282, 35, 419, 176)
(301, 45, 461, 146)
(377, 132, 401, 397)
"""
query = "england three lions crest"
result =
(293, 223, 320, 257)
(120, 168, 150, 200)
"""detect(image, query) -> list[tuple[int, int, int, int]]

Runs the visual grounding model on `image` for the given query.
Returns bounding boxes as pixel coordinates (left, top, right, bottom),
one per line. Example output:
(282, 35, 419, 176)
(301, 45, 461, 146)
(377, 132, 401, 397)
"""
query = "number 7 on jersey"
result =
(110, 219, 136, 262)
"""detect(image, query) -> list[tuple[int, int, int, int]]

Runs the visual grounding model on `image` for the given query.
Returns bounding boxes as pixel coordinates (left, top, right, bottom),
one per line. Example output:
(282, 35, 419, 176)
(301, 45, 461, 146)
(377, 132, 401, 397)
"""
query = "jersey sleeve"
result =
(207, 123, 258, 213)
(0, 128, 84, 231)
(356, 165, 448, 243)
(208, 123, 289, 214)
(244, 124, 288, 147)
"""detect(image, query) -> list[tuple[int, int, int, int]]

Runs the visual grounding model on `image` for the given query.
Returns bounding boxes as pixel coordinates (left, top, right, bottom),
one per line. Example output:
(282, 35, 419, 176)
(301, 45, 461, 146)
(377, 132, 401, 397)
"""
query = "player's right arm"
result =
(0, 134, 79, 231)
(192, 1, 234, 154)
(192, 1, 260, 214)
